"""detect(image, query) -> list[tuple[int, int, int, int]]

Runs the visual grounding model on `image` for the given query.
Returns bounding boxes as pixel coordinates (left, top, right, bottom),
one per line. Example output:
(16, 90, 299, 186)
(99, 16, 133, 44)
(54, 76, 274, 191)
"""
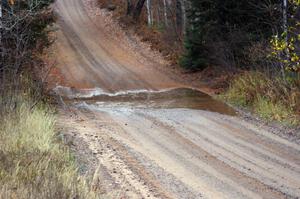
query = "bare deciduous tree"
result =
(0, 0, 54, 113)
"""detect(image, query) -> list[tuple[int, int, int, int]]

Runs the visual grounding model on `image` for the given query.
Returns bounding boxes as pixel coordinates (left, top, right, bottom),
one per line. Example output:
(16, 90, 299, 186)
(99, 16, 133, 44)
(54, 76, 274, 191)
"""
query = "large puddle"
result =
(55, 86, 237, 116)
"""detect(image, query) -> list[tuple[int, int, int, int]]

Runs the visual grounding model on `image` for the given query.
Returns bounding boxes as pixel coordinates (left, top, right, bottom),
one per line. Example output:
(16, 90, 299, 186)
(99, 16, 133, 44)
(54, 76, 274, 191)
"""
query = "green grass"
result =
(0, 96, 99, 199)
(221, 71, 300, 126)
(254, 97, 297, 125)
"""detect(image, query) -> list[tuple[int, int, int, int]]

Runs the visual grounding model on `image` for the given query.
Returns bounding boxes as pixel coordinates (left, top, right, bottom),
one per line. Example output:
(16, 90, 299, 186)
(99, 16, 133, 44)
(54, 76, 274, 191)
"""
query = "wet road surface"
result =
(54, 0, 300, 198)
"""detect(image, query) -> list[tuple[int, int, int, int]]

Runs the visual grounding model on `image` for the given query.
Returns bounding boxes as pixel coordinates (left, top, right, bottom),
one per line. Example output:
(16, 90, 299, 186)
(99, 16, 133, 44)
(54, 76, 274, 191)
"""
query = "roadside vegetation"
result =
(221, 72, 299, 125)
(0, 1, 101, 198)
(98, 0, 300, 126)
(0, 87, 97, 199)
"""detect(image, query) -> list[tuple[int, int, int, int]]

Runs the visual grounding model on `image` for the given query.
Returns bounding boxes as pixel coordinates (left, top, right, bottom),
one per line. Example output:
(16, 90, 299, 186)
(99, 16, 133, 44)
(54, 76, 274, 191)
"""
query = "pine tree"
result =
(180, 0, 281, 71)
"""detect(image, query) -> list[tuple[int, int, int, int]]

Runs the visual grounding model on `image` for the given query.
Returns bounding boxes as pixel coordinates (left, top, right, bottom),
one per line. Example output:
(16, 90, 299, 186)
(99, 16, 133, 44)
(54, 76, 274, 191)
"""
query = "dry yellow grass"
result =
(0, 96, 100, 199)
(221, 71, 300, 126)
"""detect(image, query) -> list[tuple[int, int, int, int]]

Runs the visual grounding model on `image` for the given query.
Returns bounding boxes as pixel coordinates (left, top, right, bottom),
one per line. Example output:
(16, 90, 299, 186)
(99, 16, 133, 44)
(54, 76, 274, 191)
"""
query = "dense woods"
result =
(181, 0, 300, 75)
(99, 0, 300, 124)
(181, 0, 282, 70)
(101, 0, 299, 73)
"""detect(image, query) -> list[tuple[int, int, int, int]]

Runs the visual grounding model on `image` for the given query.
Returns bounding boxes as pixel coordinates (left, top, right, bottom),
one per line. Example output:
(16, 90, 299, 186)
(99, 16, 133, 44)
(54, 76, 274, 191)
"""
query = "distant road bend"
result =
(54, 0, 300, 198)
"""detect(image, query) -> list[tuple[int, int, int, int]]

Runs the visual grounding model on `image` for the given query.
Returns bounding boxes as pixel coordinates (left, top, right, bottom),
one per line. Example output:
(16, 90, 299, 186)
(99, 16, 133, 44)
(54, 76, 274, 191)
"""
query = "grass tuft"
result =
(254, 97, 297, 125)
(0, 95, 99, 199)
(221, 71, 300, 126)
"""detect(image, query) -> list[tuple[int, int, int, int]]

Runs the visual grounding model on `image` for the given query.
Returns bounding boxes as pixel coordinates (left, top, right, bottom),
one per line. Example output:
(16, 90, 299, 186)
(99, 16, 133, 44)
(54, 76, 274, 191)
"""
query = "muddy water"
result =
(55, 86, 237, 116)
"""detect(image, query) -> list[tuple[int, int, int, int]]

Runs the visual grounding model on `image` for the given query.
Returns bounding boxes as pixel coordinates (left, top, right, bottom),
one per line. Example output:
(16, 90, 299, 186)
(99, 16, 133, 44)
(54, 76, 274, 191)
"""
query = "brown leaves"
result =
(9, 0, 15, 6)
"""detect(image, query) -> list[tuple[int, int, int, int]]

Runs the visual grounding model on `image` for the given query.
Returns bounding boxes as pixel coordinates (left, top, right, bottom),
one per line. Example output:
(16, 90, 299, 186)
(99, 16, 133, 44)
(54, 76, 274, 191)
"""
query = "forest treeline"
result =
(102, 0, 299, 72)
(181, 0, 300, 74)
(101, 0, 300, 125)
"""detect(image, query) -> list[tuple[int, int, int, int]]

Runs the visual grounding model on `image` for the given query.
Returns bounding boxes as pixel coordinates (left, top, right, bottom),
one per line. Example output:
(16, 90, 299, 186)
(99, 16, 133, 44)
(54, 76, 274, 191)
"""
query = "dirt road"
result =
(53, 0, 180, 90)
(53, 0, 300, 198)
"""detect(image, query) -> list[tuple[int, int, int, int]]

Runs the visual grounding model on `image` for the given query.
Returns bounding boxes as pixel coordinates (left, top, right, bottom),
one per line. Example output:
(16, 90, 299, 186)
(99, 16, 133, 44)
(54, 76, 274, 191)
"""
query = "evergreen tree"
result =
(180, 0, 216, 71)
(181, 0, 281, 71)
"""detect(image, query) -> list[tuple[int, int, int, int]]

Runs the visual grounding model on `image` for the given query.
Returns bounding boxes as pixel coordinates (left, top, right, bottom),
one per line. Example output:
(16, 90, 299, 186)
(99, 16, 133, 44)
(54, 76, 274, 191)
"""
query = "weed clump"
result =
(0, 96, 98, 199)
(222, 72, 300, 125)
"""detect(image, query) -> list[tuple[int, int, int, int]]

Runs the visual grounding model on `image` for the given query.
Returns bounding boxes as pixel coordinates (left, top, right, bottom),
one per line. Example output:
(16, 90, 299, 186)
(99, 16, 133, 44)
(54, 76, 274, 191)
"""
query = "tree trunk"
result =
(181, 0, 186, 35)
(176, 0, 182, 28)
(157, 4, 161, 25)
(126, 0, 133, 15)
(282, 0, 288, 80)
(133, 0, 146, 20)
(146, 0, 152, 26)
(163, 0, 168, 27)
(283, 0, 288, 33)
(176, 0, 186, 35)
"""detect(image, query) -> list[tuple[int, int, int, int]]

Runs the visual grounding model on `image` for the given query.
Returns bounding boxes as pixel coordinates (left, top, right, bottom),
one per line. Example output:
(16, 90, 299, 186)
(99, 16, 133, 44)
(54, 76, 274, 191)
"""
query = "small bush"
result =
(222, 71, 300, 125)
